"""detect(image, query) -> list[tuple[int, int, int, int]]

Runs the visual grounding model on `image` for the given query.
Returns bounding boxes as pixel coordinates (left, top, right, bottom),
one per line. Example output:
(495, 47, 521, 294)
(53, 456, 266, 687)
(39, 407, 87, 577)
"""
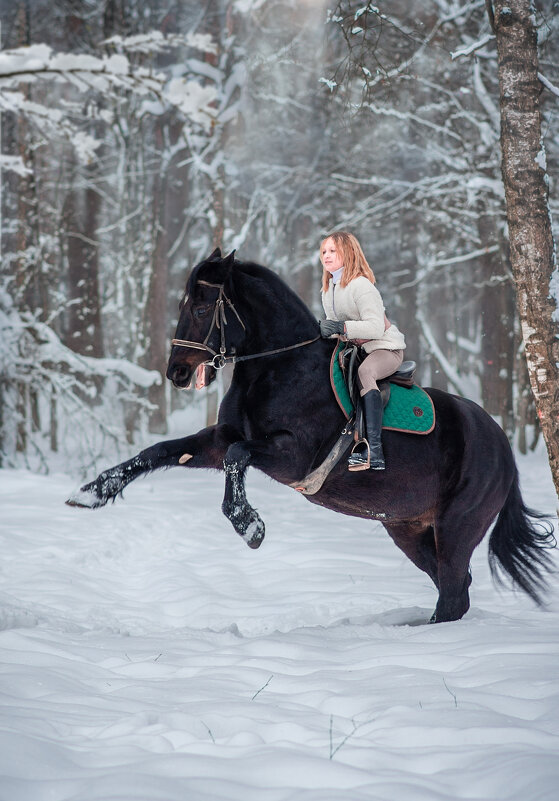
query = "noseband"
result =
(171, 279, 319, 369)
(171, 280, 245, 369)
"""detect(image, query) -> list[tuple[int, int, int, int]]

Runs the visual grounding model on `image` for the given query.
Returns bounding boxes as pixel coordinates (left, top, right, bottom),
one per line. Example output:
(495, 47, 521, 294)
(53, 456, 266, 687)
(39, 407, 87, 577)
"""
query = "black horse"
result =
(68, 248, 555, 622)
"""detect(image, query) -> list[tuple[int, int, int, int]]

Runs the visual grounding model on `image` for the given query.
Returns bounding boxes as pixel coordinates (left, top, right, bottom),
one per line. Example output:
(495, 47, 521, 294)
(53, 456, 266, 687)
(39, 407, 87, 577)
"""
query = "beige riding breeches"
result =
(357, 349, 404, 395)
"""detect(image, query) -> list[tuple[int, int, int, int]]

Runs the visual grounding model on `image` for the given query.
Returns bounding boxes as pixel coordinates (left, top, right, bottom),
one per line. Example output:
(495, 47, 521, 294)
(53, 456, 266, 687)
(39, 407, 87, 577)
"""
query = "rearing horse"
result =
(68, 248, 555, 623)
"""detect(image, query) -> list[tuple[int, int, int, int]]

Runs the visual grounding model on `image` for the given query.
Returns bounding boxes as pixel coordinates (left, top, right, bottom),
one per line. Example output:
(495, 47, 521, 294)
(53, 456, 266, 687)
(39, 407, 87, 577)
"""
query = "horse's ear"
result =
(223, 249, 236, 272)
(209, 247, 222, 260)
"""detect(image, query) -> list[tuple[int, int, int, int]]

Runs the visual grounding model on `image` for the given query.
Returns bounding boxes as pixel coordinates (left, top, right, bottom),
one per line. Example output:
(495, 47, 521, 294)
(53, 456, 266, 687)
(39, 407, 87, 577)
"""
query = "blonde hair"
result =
(320, 231, 376, 292)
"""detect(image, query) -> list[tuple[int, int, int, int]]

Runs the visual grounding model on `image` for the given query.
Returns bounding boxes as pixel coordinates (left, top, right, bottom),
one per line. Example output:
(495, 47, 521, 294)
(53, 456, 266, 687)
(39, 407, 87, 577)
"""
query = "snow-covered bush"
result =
(0, 288, 160, 476)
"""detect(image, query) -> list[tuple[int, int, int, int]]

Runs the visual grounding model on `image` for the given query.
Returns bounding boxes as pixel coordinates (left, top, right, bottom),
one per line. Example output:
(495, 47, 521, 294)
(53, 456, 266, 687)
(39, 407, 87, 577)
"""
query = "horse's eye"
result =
(193, 305, 210, 319)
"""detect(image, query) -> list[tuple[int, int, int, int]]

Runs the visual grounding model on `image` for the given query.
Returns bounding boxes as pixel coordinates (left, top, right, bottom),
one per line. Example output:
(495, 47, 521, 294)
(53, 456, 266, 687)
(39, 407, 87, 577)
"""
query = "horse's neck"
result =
(245, 310, 315, 351)
(237, 282, 317, 350)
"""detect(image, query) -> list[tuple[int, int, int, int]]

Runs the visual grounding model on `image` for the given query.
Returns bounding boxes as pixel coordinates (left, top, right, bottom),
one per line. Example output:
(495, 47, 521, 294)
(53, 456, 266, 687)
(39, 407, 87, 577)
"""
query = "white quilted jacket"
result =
(321, 276, 406, 354)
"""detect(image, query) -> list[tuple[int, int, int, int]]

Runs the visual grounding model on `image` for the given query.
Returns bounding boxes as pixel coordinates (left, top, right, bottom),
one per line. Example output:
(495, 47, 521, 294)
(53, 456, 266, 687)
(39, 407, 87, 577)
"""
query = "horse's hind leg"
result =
(384, 522, 439, 590)
(431, 512, 483, 623)
(222, 441, 265, 549)
(384, 520, 473, 622)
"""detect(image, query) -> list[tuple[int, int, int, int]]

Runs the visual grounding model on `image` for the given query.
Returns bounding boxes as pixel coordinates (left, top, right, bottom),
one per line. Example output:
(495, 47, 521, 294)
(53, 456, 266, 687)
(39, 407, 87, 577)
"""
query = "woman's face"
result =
(320, 237, 344, 274)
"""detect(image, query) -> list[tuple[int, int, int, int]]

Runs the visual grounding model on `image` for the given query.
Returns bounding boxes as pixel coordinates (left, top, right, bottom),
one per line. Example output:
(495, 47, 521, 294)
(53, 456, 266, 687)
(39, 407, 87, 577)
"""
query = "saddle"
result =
(332, 342, 434, 436)
(337, 343, 412, 443)
(290, 343, 434, 496)
(338, 342, 416, 411)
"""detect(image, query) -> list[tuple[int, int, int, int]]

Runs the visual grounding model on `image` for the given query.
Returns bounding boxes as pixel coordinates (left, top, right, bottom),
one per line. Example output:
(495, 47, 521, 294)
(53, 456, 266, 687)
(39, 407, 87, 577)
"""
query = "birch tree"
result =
(323, 1, 512, 397)
(490, 0, 559, 497)
(322, 1, 558, 450)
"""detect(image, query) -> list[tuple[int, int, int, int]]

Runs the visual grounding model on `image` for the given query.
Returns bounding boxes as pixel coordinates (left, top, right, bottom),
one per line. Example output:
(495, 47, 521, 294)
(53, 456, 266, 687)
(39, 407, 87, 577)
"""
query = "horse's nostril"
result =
(166, 363, 189, 385)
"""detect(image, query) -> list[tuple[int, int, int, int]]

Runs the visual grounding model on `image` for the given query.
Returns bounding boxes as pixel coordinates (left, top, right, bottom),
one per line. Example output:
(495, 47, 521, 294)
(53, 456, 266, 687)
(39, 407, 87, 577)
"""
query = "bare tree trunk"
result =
(398, 208, 421, 370)
(13, 0, 42, 453)
(63, 174, 103, 357)
(492, 0, 559, 499)
(103, 0, 128, 39)
(145, 128, 169, 435)
(478, 212, 515, 438)
(203, 0, 233, 427)
(516, 337, 540, 454)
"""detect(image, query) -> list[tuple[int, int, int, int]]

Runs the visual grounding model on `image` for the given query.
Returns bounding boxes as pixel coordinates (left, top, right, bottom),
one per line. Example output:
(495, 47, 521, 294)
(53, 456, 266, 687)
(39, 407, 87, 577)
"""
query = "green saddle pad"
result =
(330, 343, 435, 435)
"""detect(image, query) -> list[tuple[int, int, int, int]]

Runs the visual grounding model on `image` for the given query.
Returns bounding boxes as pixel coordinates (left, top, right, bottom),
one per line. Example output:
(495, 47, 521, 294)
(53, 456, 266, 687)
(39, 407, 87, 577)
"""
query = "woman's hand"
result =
(319, 320, 345, 338)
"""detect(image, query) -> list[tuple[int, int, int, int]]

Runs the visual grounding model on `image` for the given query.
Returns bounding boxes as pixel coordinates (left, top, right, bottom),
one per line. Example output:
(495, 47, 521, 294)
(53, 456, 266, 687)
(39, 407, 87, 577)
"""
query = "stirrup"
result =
(348, 439, 370, 472)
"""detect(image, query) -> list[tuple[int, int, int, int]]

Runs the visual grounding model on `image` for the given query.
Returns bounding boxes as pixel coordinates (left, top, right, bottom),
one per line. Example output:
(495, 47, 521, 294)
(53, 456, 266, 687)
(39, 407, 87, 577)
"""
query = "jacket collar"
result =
(331, 267, 344, 285)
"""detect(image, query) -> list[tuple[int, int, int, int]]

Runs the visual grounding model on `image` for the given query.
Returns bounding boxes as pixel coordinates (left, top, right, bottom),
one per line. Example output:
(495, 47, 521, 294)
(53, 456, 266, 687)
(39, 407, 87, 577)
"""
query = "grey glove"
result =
(319, 319, 345, 338)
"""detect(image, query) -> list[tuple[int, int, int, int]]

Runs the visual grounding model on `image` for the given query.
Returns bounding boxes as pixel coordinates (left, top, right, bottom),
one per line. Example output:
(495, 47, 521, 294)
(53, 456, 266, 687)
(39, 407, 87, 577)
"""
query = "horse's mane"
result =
(185, 256, 317, 327)
(233, 259, 317, 326)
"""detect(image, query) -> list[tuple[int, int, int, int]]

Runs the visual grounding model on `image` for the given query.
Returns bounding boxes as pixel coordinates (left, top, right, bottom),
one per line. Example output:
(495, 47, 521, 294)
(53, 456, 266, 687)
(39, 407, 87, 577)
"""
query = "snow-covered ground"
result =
(1, 440, 558, 801)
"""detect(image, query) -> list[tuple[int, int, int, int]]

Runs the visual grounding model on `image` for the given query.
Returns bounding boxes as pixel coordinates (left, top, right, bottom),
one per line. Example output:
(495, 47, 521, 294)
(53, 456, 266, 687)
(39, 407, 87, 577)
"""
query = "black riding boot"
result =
(348, 389, 385, 471)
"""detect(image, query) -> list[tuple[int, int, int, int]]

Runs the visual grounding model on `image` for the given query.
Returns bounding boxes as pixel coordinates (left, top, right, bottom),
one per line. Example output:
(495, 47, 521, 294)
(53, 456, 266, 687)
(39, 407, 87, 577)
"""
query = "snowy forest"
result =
(3, 5, 559, 800)
(1, 0, 558, 476)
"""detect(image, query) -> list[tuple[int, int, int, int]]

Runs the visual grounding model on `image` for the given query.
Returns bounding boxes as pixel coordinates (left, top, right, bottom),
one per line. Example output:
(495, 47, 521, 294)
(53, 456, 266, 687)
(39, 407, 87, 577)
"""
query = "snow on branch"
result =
(429, 244, 500, 269)
(1, 294, 163, 470)
(472, 60, 500, 132)
(417, 310, 469, 396)
(398, 245, 501, 291)
(0, 153, 31, 176)
(538, 72, 559, 99)
(0, 37, 225, 149)
(0, 299, 160, 391)
(451, 34, 495, 60)
(103, 30, 217, 56)
(234, 0, 268, 13)
(0, 44, 163, 93)
(319, 77, 337, 92)
(365, 102, 464, 143)
(0, 89, 103, 163)
(164, 79, 217, 131)
(26, 319, 161, 389)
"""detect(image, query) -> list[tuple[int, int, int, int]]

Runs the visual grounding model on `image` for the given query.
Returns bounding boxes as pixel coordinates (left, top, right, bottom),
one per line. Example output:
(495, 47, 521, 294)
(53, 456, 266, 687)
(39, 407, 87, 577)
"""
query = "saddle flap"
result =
(331, 344, 433, 434)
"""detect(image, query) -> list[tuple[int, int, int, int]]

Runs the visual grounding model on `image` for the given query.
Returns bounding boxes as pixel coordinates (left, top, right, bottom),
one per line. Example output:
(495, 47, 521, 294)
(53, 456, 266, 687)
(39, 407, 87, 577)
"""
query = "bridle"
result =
(171, 279, 320, 370)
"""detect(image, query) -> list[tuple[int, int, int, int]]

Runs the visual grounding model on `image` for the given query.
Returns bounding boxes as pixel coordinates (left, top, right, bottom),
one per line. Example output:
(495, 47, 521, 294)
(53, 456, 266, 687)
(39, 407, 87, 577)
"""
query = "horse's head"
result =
(166, 248, 243, 389)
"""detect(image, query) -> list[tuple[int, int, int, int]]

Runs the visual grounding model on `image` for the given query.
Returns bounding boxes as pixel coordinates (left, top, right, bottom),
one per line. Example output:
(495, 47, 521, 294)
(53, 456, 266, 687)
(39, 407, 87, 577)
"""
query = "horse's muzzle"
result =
(166, 361, 217, 390)
(166, 362, 193, 389)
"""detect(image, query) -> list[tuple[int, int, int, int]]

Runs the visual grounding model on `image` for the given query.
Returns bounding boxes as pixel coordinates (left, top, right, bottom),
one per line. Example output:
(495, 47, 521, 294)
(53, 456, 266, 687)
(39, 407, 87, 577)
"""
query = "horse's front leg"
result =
(67, 424, 240, 509)
(221, 441, 266, 549)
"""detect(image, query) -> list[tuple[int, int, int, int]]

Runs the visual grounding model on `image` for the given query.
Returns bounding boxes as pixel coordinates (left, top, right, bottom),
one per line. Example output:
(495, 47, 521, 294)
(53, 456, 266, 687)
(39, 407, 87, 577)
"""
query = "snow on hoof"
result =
(66, 486, 108, 509)
(244, 517, 265, 549)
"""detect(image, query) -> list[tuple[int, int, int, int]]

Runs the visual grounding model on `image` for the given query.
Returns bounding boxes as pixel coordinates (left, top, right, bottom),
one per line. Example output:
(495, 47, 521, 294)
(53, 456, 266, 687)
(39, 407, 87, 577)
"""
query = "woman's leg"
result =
(349, 349, 404, 471)
(357, 349, 404, 394)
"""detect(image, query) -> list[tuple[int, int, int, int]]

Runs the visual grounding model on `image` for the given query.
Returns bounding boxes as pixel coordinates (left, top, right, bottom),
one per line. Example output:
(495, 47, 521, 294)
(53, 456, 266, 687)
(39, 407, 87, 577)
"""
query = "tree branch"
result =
(485, 0, 496, 33)
(538, 72, 559, 98)
(417, 310, 470, 396)
(451, 33, 496, 60)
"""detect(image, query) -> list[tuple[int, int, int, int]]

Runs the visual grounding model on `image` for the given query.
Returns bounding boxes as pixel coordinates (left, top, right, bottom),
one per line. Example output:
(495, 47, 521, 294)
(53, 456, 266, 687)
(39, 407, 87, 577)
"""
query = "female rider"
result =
(319, 231, 406, 471)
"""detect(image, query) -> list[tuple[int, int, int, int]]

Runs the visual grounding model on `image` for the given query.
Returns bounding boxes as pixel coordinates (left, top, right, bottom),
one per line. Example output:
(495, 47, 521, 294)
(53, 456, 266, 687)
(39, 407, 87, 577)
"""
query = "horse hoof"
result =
(66, 486, 107, 509)
(245, 519, 265, 549)
(66, 498, 90, 509)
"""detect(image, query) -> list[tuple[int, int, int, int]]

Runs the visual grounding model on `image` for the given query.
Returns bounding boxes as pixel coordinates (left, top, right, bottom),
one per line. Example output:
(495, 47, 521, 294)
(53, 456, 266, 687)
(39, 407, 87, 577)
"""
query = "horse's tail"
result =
(488, 467, 556, 605)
